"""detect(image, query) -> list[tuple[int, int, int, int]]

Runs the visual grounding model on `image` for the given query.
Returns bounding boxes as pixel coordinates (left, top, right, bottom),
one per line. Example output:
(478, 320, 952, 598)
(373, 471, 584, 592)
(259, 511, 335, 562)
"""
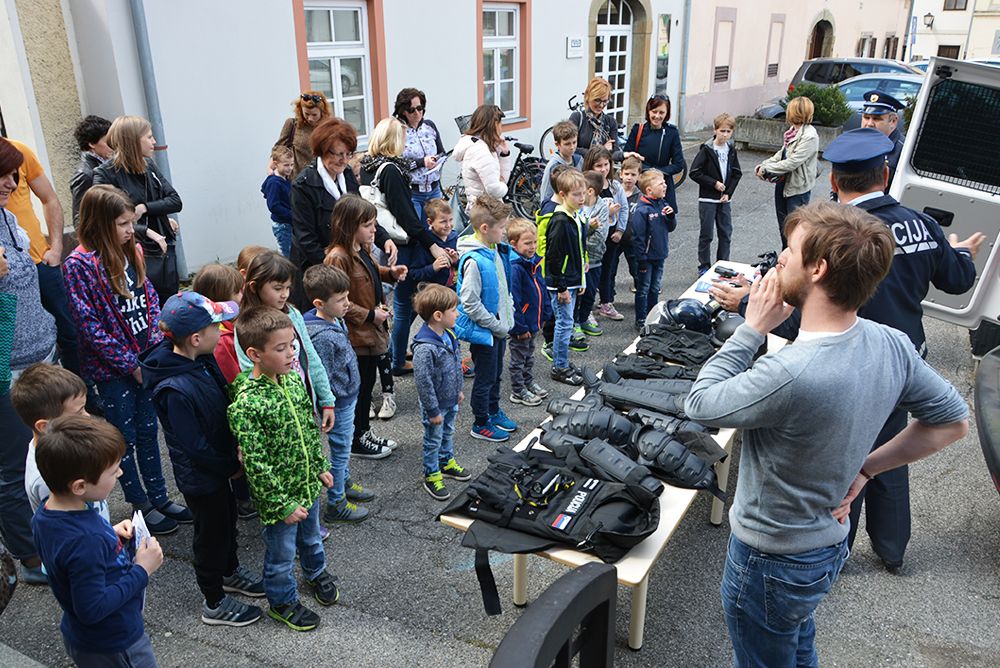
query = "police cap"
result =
(824, 127, 894, 173)
(861, 90, 905, 116)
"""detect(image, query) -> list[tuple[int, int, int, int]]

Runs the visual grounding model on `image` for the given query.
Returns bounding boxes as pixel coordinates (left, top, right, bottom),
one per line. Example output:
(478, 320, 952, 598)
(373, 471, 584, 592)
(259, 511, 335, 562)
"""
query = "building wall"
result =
(910, 0, 974, 61)
(967, 0, 1000, 58)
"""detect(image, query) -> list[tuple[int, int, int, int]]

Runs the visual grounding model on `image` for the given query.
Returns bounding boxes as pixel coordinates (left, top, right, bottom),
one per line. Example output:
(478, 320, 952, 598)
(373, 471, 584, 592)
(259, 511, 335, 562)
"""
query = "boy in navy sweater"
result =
(142, 292, 264, 627)
(261, 146, 294, 258)
(507, 218, 551, 406)
(631, 170, 676, 326)
(32, 415, 163, 667)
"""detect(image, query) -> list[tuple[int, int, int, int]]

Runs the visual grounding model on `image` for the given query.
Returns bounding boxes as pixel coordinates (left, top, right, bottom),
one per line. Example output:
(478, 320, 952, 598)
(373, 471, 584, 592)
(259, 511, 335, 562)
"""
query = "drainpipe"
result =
(902, 0, 914, 61)
(961, 5, 975, 59)
(127, 0, 187, 276)
(677, 0, 692, 135)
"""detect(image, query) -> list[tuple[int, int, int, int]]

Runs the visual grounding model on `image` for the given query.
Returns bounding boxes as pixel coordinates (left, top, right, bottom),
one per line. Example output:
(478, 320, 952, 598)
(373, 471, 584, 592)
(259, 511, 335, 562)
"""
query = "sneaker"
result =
(470, 422, 510, 442)
(581, 317, 603, 337)
(324, 496, 369, 523)
(598, 303, 625, 321)
(390, 362, 413, 377)
(362, 429, 398, 451)
(462, 356, 475, 378)
(20, 564, 47, 586)
(440, 458, 472, 482)
(222, 565, 265, 597)
(307, 571, 340, 606)
(423, 471, 450, 501)
(268, 601, 320, 632)
(345, 478, 375, 502)
(541, 342, 554, 361)
(201, 595, 263, 627)
(377, 393, 396, 419)
(527, 381, 549, 399)
(551, 366, 584, 386)
(573, 325, 584, 338)
(236, 498, 258, 520)
(135, 504, 178, 536)
(698, 266, 709, 276)
(569, 336, 589, 352)
(631, 285, 637, 293)
(155, 500, 193, 524)
(319, 525, 331, 542)
(369, 405, 376, 419)
(510, 388, 542, 406)
(351, 436, 391, 460)
(489, 410, 517, 432)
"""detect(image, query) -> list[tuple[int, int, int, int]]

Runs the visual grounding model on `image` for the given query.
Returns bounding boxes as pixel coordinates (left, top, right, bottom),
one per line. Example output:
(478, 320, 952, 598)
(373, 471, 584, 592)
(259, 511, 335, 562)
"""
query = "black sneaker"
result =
(440, 458, 472, 482)
(222, 565, 265, 597)
(551, 366, 584, 386)
(423, 472, 450, 501)
(351, 437, 391, 460)
(344, 478, 375, 502)
(155, 500, 193, 524)
(134, 504, 178, 536)
(201, 595, 263, 627)
(236, 498, 258, 520)
(541, 342, 554, 361)
(307, 571, 340, 606)
(569, 336, 589, 352)
(362, 429, 398, 451)
(268, 601, 320, 632)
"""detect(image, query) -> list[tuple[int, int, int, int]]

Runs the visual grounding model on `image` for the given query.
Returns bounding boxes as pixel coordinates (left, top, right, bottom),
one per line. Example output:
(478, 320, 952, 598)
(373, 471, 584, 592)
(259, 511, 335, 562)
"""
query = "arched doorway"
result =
(594, 0, 634, 126)
(808, 20, 833, 59)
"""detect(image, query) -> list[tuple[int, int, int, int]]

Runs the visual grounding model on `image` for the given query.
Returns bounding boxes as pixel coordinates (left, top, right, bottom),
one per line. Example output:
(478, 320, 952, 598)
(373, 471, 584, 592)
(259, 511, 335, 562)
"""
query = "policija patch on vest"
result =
(551, 478, 602, 532)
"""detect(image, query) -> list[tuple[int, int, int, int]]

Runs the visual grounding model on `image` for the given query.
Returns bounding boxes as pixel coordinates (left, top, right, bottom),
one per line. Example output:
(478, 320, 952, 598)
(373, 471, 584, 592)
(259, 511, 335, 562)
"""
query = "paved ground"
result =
(3, 143, 1000, 667)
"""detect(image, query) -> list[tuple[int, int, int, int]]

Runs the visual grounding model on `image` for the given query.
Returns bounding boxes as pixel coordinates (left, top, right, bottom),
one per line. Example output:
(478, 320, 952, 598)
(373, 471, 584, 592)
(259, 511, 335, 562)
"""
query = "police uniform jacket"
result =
(855, 194, 975, 353)
(885, 126, 905, 194)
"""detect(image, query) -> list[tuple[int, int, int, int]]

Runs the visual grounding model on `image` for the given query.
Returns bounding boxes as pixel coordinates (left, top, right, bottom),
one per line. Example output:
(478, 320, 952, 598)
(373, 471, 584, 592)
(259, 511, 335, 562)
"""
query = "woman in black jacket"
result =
(93, 115, 182, 304)
(624, 95, 686, 216)
(360, 117, 450, 375)
(569, 77, 622, 161)
(289, 117, 398, 309)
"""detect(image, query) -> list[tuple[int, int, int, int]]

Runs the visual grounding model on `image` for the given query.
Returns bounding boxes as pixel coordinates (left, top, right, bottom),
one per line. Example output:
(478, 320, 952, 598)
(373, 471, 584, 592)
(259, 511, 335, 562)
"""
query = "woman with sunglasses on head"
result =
(624, 94, 686, 220)
(275, 91, 333, 178)
(394, 88, 446, 222)
(569, 78, 623, 162)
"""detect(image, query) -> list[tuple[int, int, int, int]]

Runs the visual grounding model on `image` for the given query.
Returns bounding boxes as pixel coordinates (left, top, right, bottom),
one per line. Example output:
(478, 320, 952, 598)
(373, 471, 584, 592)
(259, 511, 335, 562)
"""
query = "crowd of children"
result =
(5, 105, 748, 666)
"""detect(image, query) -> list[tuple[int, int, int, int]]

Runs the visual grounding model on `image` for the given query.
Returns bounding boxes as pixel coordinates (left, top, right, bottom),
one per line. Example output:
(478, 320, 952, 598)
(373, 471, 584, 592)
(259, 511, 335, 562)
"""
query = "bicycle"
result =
(538, 94, 688, 189)
(448, 114, 546, 219)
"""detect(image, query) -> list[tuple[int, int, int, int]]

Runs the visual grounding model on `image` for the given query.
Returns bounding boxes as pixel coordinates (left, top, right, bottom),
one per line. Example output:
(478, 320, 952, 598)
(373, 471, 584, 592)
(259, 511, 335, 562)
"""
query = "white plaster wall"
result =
(910, 0, 973, 61)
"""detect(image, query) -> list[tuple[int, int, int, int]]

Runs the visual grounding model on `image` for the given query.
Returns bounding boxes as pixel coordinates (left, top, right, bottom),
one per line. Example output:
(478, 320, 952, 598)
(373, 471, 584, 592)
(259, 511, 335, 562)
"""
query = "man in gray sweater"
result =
(686, 202, 969, 668)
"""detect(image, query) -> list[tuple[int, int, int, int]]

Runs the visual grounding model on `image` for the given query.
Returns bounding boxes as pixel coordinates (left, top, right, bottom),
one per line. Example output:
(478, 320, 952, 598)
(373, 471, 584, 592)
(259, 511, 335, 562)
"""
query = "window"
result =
(483, 4, 520, 117)
(938, 45, 961, 58)
(711, 7, 736, 90)
(305, 2, 373, 138)
(943, 0, 968, 10)
(594, 0, 633, 125)
(882, 79, 922, 100)
(806, 62, 840, 84)
(856, 34, 876, 58)
(839, 79, 874, 101)
(766, 16, 784, 79)
(883, 35, 899, 60)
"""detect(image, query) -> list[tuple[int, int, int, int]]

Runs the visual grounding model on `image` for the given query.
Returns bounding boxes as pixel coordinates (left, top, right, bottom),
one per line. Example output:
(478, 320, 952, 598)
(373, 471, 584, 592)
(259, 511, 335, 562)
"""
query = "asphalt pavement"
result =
(3, 143, 999, 667)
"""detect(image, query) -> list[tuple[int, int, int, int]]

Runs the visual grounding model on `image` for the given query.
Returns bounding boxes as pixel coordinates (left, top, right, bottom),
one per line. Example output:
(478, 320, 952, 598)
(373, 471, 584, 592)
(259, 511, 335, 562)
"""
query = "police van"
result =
(895, 57, 1000, 494)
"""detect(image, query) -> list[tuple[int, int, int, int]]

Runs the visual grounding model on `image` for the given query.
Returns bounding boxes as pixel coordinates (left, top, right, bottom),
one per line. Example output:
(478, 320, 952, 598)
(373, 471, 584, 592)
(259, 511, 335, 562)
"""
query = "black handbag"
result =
(143, 243, 179, 302)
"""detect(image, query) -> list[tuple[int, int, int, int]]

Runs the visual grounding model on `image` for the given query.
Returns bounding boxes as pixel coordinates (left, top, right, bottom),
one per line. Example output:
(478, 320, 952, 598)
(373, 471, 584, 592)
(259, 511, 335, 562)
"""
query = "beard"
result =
(779, 270, 807, 309)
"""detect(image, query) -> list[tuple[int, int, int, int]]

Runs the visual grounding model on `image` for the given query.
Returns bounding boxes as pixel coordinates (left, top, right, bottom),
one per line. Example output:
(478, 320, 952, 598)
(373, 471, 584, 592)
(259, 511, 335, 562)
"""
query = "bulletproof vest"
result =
(441, 445, 660, 615)
(637, 323, 717, 366)
(609, 355, 700, 380)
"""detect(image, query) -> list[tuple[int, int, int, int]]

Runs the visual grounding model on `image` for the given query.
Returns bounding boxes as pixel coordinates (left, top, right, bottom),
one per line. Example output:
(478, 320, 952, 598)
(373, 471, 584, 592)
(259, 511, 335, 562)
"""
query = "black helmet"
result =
(712, 313, 745, 346)
(655, 298, 713, 334)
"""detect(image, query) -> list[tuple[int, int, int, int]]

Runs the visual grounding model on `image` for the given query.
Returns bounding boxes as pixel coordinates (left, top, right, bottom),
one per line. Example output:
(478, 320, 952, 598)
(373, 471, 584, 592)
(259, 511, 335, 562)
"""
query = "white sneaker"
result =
(369, 404, 376, 419)
(377, 392, 396, 419)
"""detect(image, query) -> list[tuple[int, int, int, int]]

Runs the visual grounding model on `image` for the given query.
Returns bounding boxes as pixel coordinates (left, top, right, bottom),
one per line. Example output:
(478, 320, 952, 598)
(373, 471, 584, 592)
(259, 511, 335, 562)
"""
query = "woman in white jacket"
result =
(453, 105, 512, 212)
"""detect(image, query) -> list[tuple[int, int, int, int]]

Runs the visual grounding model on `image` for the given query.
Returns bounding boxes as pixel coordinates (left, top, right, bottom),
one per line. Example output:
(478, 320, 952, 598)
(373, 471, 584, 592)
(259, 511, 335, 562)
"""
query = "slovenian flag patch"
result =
(551, 514, 573, 531)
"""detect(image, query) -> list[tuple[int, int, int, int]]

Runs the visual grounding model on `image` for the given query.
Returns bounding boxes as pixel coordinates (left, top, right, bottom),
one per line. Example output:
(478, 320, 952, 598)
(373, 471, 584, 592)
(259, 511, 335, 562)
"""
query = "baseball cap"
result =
(160, 291, 239, 338)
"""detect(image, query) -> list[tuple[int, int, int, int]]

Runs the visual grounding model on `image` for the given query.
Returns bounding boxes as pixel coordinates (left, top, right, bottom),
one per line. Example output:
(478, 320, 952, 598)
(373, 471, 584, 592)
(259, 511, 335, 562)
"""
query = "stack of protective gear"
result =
(441, 443, 661, 615)
(636, 322, 716, 366)
(611, 353, 700, 380)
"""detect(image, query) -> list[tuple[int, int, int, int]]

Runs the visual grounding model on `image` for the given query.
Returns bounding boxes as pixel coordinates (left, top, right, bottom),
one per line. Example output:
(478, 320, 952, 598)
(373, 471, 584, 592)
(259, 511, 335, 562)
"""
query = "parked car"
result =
(754, 72, 925, 130)
(786, 57, 922, 94)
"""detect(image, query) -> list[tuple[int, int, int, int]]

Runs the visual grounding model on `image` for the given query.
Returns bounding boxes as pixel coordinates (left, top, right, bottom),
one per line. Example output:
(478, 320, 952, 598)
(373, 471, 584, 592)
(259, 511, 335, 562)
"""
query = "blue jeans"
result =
(327, 398, 356, 503)
(421, 404, 458, 475)
(0, 390, 36, 560)
(64, 632, 158, 668)
(272, 222, 292, 258)
(469, 336, 505, 425)
(97, 376, 166, 507)
(775, 184, 811, 248)
(575, 266, 602, 325)
(721, 535, 849, 668)
(37, 262, 81, 377)
(633, 259, 665, 324)
(549, 290, 577, 369)
(410, 184, 443, 222)
(391, 278, 416, 371)
(260, 498, 326, 606)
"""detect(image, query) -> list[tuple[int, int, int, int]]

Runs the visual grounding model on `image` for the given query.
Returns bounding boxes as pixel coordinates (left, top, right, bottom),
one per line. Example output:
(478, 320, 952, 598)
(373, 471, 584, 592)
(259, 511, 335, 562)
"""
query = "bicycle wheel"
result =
(508, 158, 546, 218)
(539, 126, 559, 161)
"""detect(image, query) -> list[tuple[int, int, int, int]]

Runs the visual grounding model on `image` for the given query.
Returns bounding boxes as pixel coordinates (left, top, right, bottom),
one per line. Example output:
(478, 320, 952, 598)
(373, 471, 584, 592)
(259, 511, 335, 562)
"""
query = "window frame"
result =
(304, 0, 375, 141)
(482, 3, 521, 118)
(943, 0, 968, 11)
(710, 7, 737, 91)
(765, 14, 785, 80)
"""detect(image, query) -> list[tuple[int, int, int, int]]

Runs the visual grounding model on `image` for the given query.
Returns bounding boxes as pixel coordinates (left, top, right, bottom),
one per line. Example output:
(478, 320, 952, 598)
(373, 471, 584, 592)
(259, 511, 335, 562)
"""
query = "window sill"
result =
(502, 116, 530, 131)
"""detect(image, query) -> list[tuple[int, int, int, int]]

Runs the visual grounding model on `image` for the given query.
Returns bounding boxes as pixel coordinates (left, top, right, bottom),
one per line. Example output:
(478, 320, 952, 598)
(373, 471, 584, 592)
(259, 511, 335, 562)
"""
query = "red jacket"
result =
(214, 321, 240, 383)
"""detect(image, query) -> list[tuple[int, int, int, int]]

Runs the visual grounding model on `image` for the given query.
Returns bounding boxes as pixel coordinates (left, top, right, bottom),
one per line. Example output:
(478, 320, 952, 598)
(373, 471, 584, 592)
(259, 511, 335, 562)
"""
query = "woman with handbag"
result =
(0, 138, 57, 585)
(569, 77, 623, 161)
(274, 91, 333, 178)
(93, 115, 182, 306)
(624, 95, 686, 221)
(360, 118, 451, 376)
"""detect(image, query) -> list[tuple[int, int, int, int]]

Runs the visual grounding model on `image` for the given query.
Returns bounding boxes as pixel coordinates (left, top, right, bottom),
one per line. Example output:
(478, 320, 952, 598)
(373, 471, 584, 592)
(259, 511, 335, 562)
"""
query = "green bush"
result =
(781, 83, 853, 127)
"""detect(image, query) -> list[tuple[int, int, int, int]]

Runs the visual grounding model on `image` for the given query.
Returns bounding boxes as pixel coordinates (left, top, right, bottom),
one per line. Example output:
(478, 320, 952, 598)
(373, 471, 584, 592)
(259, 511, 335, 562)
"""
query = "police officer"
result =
(860, 90, 906, 192)
(710, 128, 985, 571)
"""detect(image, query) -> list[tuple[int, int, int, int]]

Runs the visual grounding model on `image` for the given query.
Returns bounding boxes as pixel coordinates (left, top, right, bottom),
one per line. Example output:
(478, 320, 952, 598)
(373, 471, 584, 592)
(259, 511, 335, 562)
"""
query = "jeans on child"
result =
(410, 184, 443, 223)
(272, 222, 292, 258)
(64, 632, 158, 668)
(0, 390, 36, 560)
(97, 376, 166, 507)
(508, 332, 536, 394)
(469, 336, 505, 425)
(697, 201, 733, 271)
(721, 534, 848, 668)
(633, 259, 665, 324)
(421, 404, 458, 475)
(327, 398, 356, 504)
(260, 498, 326, 606)
(575, 265, 603, 324)
(549, 290, 577, 369)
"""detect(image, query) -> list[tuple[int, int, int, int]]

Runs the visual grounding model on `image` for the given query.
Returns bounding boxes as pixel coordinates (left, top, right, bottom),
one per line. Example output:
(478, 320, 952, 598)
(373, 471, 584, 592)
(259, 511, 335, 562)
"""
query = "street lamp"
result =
(924, 12, 935, 29)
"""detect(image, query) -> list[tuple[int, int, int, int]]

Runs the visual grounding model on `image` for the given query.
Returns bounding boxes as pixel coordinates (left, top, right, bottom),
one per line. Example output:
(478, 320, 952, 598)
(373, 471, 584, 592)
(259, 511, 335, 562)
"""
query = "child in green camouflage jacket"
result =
(227, 306, 339, 632)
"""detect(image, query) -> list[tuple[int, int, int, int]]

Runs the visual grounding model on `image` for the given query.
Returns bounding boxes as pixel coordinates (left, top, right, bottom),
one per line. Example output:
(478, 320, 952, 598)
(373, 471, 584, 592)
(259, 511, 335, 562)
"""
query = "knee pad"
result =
(548, 408, 634, 445)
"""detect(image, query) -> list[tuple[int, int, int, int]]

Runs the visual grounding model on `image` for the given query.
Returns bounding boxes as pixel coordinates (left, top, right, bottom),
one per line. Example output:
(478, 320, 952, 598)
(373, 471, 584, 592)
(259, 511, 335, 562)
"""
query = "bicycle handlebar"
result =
(568, 94, 579, 111)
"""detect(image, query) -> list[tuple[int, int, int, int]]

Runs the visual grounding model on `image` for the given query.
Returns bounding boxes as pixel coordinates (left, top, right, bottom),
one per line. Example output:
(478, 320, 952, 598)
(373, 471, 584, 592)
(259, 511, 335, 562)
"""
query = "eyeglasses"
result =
(592, 98, 610, 107)
(406, 105, 425, 113)
(325, 150, 355, 160)
(301, 94, 325, 104)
